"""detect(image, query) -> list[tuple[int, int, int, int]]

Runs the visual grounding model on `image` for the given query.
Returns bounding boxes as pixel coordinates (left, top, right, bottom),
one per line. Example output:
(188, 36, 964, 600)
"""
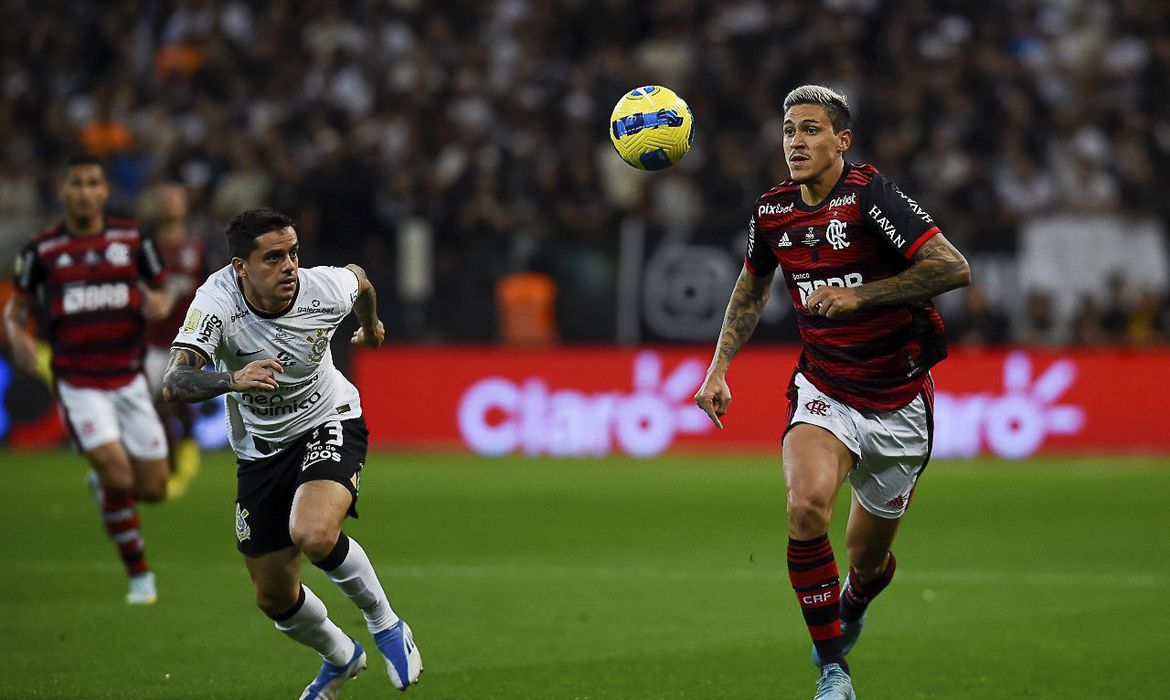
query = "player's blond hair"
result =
(783, 85, 851, 132)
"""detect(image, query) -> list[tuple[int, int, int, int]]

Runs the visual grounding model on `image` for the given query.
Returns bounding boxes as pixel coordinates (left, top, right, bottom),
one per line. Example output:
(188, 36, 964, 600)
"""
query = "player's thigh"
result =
(84, 440, 134, 487)
(292, 417, 369, 522)
(783, 372, 858, 504)
(243, 545, 303, 612)
(131, 457, 169, 502)
(236, 451, 301, 557)
(783, 424, 855, 505)
(845, 495, 901, 573)
(112, 375, 168, 462)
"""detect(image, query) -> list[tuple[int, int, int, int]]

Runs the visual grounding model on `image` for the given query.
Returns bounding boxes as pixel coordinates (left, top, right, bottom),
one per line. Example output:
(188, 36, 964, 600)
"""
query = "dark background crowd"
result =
(2, 0, 1168, 346)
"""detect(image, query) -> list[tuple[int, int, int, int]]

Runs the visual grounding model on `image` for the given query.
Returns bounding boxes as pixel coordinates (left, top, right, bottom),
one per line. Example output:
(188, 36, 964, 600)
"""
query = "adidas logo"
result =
(779, 232, 792, 247)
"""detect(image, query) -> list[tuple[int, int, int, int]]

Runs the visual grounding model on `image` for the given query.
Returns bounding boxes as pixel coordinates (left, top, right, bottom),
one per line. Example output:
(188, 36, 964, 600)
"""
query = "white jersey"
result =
(172, 265, 362, 459)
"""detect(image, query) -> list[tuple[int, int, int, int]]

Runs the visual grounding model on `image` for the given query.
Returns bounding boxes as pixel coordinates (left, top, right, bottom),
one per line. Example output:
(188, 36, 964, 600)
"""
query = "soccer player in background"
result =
(142, 183, 209, 496)
(160, 208, 422, 698)
(694, 86, 970, 700)
(4, 154, 177, 605)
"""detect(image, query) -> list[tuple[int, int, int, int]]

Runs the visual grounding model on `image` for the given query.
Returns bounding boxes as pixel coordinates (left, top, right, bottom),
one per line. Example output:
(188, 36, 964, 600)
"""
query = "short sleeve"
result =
(744, 212, 779, 277)
(13, 242, 45, 293)
(319, 266, 361, 317)
(861, 173, 940, 259)
(171, 292, 225, 363)
(138, 233, 166, 286)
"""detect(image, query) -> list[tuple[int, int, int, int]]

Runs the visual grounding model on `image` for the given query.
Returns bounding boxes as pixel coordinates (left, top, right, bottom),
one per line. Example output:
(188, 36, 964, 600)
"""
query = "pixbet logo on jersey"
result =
(457, 351, 712, 457)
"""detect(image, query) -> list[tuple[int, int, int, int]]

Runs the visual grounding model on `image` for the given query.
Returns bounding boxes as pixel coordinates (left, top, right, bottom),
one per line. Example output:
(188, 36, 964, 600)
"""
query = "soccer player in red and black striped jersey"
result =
(4, 154, 178, 605)
(695, 86, 970, 700)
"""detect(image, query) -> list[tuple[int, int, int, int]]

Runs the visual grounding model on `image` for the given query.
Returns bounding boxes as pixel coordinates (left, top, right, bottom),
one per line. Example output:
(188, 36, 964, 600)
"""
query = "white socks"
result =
(322, 535, 400, 634)
(273, 585, 355, 666)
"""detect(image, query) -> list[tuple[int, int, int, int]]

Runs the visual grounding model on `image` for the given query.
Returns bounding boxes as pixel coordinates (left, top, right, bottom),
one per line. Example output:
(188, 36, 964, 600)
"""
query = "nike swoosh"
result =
(235, 348, 264, 357)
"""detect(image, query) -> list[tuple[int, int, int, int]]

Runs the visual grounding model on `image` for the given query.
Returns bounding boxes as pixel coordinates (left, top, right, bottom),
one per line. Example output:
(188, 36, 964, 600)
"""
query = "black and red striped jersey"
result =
(13, 218, 165, 389)
(145, 235, 208, 349)
(744, 162, 946, 411)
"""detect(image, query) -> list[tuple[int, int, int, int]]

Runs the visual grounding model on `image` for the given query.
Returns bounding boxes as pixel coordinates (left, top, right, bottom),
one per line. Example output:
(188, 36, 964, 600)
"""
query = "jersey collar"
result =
(236, 274, 300, 319)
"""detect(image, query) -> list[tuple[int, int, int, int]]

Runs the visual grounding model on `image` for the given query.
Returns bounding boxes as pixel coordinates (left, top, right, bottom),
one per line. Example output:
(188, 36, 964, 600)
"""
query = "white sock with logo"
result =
(273, 585, 355, 666)
(318, 534, 400, 634)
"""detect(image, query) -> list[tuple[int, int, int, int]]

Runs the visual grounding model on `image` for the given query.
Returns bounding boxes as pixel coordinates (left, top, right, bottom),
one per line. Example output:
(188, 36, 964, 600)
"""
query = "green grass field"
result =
(1, 451, 1167, 699)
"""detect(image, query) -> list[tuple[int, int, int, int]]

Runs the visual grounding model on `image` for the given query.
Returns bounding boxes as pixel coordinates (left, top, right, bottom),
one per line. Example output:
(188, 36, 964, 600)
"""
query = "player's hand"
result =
(139, 282, 173, 321)
(9, 331, 38, 375)
(805, 287, 863, 318)
(351, 320, 385, 348)
(229, 358, 283, 391)
(694, 373, 731, 430)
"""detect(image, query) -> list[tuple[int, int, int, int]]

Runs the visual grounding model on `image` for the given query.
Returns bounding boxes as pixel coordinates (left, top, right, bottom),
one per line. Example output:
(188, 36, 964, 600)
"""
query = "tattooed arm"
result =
(694, 267, 775, 429)
(160, 347, 282, 403)
(805, 233, 971, 318)
(345, 263, 385, 349)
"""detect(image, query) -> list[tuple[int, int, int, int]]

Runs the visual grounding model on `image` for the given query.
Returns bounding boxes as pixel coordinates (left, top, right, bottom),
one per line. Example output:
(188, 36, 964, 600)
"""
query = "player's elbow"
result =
(953, 256, 972, 289)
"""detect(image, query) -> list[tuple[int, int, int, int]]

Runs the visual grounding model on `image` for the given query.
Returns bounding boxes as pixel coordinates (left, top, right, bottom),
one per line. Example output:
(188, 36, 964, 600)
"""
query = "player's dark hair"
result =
(224, 207, 295, 259)
(783, 85, 852, 132)
(62, 153, 105, 178)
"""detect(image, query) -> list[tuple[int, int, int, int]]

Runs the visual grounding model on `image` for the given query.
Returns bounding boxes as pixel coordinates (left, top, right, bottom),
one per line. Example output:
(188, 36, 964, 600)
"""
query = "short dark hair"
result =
(783, 85, 852, 133)
(224, 207, 295, 259)
(62, 153, 105, 178)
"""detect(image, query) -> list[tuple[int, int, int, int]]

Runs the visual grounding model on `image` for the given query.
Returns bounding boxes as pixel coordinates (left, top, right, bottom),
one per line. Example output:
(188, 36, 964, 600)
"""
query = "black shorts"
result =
(234, 417, 368, 556)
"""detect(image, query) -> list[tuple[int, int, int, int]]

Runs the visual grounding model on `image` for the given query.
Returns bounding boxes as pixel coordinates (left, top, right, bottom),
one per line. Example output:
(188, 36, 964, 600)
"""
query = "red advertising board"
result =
(353, 346, 1170, 458)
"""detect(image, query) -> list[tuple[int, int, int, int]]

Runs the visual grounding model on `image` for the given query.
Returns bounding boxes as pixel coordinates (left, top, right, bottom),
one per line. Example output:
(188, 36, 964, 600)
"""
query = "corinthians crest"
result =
(235, 503, 251, 542)
(306, 328, 329, 363)
(826, 219, 849, 250)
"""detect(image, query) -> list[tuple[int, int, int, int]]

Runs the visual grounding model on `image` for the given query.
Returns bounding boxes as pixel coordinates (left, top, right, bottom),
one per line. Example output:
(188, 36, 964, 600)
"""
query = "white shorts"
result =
(787, 371, 932, 519)
(144, 345, 170, 398)
(57, 374, 169, 460)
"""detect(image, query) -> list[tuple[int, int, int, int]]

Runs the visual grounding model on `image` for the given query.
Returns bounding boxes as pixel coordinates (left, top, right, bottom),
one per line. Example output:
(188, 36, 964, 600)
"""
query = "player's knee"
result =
(137, 480, 166, 503)
(847, 544, 888, 580)
(786, 496, 832, 538)
(254, 587, 298, 617)
(290, 524, 340, 561)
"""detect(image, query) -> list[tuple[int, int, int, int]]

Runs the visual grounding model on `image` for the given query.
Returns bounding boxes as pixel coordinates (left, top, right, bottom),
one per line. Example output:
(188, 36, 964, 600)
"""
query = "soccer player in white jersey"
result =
(161, 208, 421, 698)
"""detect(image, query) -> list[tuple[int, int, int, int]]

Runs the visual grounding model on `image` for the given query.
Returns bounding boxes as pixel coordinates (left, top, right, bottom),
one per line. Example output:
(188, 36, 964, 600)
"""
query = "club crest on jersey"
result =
(306, 328, 329, 363)
(105, 241, 131, 267)
(826, 219, 849, 250)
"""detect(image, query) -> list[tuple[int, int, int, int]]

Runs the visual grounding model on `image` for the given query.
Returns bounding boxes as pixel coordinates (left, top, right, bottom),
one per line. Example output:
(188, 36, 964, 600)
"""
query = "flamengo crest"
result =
(826, 219, 849, 250)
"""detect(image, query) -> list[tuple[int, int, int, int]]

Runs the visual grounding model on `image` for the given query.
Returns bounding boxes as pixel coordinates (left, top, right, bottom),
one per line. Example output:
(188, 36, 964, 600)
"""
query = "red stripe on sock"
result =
(809, 621, 842, 641)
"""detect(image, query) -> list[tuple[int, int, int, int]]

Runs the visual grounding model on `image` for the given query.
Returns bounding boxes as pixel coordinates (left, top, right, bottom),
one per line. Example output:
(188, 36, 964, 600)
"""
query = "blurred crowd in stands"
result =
(1, 0, 1168, 345)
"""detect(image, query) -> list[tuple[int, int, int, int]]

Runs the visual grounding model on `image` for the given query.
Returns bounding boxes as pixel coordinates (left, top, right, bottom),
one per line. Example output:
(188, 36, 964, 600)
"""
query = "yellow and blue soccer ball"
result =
(609, 85, 694, 171)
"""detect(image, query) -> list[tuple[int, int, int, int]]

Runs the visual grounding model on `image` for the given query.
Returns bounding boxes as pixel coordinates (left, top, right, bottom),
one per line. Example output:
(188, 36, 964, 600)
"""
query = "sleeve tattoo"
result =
(855, 234, 971, 307)
(160, 347, 233, 403)
(712, 268, 773, 371)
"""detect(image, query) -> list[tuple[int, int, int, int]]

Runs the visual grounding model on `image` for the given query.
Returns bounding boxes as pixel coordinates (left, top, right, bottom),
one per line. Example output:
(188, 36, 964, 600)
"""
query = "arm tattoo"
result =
(161, 348, 233, 403)
(855, 235, 971, 307)
(346, 264, 378, 329)
(709, 268, 773, 373)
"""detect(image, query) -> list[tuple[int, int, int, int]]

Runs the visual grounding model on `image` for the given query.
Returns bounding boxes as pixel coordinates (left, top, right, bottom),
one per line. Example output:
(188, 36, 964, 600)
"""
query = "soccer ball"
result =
(609, 85, 694, 171)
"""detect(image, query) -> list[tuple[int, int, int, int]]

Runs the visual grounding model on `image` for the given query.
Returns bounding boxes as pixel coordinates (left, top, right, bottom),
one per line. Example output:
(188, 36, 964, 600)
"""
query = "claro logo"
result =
(934, 352, 1085, 459)
(457, 352, 712, 457)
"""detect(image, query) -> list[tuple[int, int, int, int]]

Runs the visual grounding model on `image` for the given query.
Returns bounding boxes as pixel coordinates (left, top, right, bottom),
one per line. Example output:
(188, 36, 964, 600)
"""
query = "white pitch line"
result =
(6, 561, 1166, 589)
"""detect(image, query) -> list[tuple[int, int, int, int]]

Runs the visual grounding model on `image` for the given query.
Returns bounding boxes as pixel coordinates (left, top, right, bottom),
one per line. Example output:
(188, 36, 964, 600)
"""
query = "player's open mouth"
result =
(790, 154, 810, 164)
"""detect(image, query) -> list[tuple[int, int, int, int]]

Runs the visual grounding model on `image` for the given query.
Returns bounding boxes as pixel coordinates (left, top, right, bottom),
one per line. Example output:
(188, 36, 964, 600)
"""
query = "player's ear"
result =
(231, 257, 246, 278)
(836, 128, 852, 154)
